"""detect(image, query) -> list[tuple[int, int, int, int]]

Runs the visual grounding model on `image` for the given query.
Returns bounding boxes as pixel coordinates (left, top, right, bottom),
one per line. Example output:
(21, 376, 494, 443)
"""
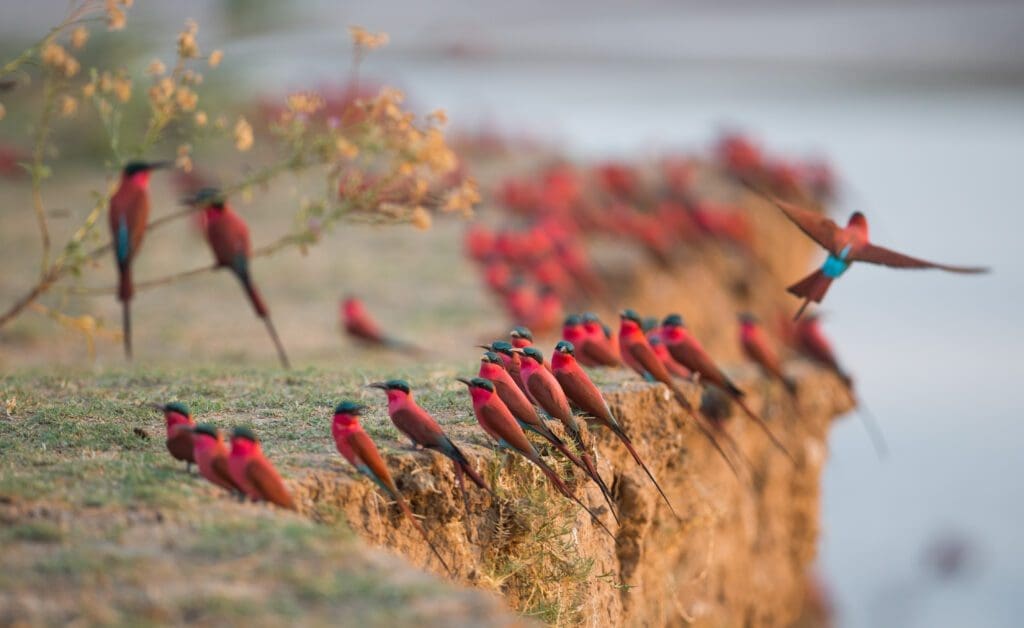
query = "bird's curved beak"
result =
(148, 402, 165, 411)
(146, 160, 174, 171)
(476, 344, 493, 350)
(455, 377, 473, 387)
(366, 382, 388, 390)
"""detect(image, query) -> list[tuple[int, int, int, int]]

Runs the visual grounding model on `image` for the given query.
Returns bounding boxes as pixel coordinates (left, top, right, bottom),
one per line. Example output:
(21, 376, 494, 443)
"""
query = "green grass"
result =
(0, 363, 515, 626)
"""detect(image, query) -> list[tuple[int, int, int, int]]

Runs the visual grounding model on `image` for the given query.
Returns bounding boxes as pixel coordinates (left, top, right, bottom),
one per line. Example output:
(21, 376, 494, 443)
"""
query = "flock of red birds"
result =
(149, 129, 985, 575)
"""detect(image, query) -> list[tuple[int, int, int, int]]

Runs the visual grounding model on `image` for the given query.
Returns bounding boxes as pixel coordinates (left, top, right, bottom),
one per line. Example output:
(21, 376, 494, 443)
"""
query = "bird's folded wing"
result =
(769, 197, 840, 252)
(627, 341, 666, 379)
(526, 376, 572, 419)
(854, 243, 989, 273)
(212, 455, 241, 491)
(348, 431, 398, 494)
(554, 371, 605, 419)
(480, 404, 534, 454)
(246, 459, 295, 509)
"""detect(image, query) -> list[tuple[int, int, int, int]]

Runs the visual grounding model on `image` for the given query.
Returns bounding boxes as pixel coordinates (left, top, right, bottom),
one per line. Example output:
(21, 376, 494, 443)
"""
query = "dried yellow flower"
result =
(335, 137, 359, 159)
(348, 26, 390, 50)
(70, 26, 89, 50)
(234, 116, 253, 151)
(286, 91, 325, 115)
(208, 49, 223, 68)
(442, 177, 480, 215)
(410, 206, 432, 230)
(105, 0, 127, 31)
(59, 95, 78, 117)
(181, 69, 203, 85)
(416, 128, 457, 174)
(0, 103, 5, 121)
(4, 396, 15, 417)
(81, 82, 96, 98)
(147, 59, 166, 76)
(175, 86, 198, 111)
(410, 177, 430, 203)
(194, 111, 208, 126)
(41, 43, 79, 77)
(177, 19, 200, 59)
(112, 76, 132, 103)
(176, 143, 192, 172)
(428, 108, 448, 125)
(99, 71, 113, 93)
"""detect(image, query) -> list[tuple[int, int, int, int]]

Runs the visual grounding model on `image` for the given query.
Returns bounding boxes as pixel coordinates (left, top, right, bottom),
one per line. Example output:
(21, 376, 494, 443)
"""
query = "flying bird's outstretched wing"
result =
(854, 244, 989, 274)
(769, 197, 840, 253)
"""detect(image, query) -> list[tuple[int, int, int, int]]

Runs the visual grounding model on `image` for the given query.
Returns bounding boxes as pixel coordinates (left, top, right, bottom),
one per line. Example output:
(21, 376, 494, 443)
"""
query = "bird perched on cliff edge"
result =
(551, 341, 679, 518)
(661, 314, 796, 463)
(766, 196, 988, 319)
(190, 423, 243, 494)
(457, 377, 614, 539)
(157, 401, 195, 471)
(516, 346, 619, 522)
(368, 380, 492, 510)
(331, 401, 453, 574)
(109, 160, 170, 359)
(738, 313, 797, 396)
(189, 188, 290, 369)
(618, 309, 749, 480)
(227, 427, 296, 510)
(477, 351, 599, 481)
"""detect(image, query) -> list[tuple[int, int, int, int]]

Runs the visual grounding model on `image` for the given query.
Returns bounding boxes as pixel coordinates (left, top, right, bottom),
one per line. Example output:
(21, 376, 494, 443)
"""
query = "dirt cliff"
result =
(281, 182, 853, 626)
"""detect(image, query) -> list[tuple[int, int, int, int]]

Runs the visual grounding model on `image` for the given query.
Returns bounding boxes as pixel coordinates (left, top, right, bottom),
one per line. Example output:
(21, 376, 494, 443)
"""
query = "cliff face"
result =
(282, 179, 849, 626)
(290, 363, 851, 627)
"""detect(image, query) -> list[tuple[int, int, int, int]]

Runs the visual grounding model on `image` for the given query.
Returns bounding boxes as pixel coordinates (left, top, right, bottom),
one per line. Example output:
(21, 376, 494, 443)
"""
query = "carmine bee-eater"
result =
(510, 326, 551, 370)
(457, 377, 613, 538)
(738, 313, 797, 396)
(331, 401, 452, 574)
(618, 310, 747, 480)
(477, 351, 598, 482)
(341, 296, 421, 355)
(795, 315, 888, 457)
(551, 341, 678, 517)
(190, 423, 243, 494)
(516, 347, 618, 521)
(368, 380, 491, 510)
(562, 315, 598, 367)
(110, 160, 170, 359)
(190, 188, 291, 368)
(661, 314, 795, 462)
(767, 197, 988, 319)
(480, 341, 528, 395)
(227, 427, 296, 510)
(580, 313, 621, 367)
(158, 401, 195, 471)
(509, 326, 533, 349)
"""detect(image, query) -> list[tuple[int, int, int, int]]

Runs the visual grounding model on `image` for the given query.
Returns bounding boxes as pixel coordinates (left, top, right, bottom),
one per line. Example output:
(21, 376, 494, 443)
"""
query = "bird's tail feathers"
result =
(788, 269, 833, 319)
(118, 265, 133, 302)
(620, 436, 680, 519)
(393, 491, 453, 576)
(735, 397, 797, 464)
(533, 456, 615, 539)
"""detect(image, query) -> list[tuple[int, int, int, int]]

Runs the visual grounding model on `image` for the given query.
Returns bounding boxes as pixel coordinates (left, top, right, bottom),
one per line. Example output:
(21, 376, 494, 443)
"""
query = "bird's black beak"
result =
(476, 344, 493, 350)
(455, 377, 473, 387)
(366, 382, 388, 390)
(148, 402, 166, 411)
(145, 160, 174, 171)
